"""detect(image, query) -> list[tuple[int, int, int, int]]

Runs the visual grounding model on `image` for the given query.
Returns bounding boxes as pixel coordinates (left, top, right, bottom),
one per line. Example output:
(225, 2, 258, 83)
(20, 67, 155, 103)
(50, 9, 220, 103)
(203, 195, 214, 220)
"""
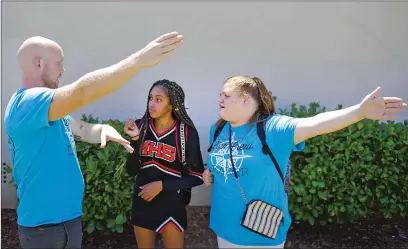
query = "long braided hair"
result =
(138, 79, 196, 157)
(216, 75, 276, 129)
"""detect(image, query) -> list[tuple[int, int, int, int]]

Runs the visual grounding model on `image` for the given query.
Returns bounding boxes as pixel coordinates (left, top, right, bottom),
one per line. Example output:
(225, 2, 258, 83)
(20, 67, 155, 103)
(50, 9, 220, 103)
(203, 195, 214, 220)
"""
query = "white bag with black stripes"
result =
(226, 124, 285, 240)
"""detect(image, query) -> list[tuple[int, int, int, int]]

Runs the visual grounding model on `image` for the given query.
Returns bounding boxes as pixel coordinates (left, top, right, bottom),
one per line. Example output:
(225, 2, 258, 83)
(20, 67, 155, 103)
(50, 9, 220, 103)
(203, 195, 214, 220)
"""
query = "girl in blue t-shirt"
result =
(204, 75, 406, 248)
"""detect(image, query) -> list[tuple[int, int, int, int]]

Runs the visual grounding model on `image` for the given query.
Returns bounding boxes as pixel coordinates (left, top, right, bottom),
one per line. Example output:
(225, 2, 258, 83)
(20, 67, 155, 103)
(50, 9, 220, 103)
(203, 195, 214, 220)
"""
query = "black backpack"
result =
(207, 119, 288, 187)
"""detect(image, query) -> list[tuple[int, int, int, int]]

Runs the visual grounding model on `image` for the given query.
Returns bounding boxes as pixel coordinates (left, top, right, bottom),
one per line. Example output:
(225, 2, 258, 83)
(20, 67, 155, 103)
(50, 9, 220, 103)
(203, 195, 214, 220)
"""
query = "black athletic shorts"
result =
(131, 184, 187, 233)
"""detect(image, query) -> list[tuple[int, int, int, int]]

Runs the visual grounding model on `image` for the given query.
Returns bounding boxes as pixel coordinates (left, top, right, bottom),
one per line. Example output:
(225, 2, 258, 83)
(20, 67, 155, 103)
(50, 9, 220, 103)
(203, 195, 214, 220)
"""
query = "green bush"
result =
(282, 102, 408, 226)
(75, 114, 135, 234)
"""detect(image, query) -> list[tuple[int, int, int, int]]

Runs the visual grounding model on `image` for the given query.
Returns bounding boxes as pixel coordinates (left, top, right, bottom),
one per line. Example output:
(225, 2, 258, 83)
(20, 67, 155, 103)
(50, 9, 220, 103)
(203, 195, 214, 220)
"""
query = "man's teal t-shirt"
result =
(4, 87, 84, 227)
(207, 115, 305, 246)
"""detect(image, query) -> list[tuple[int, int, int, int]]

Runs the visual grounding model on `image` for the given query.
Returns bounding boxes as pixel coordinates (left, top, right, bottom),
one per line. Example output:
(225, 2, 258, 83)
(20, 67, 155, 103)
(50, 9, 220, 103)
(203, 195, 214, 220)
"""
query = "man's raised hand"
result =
(137, 32, 183, 68)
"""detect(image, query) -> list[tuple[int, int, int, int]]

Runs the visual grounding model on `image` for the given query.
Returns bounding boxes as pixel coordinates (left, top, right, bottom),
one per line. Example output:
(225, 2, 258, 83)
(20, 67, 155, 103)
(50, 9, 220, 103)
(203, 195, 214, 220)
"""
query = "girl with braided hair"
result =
(124, 79, 204, 248)
(202, 76, 406, 248)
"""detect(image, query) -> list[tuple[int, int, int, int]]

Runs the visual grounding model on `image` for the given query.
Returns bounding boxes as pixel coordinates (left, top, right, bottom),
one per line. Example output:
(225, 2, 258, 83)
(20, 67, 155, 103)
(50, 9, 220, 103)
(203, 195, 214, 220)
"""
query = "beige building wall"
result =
(2, 2, 408, 208)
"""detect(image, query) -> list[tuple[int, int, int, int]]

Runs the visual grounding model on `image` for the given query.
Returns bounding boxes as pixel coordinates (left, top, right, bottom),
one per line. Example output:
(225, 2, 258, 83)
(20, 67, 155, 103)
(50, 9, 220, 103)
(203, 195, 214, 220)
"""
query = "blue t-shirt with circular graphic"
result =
(207, 115, 305, 246)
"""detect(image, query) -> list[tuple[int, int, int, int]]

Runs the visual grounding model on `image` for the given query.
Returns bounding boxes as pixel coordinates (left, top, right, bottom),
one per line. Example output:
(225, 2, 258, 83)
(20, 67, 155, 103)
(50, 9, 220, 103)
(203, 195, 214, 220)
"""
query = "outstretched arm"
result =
(162, 127, 205, 191)
(293, 104, 363, 145)
(294, 87, 406, 145)
(48, 32, 183, 122)
(70, 117, 103, 143)
(69, 117, 133, 152)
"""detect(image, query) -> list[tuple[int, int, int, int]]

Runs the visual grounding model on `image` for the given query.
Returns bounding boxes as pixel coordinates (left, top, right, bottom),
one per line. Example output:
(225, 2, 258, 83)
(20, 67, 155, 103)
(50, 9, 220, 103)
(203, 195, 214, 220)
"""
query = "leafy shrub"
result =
(4, 163, 16, 188)
(282, 102, 408, 226)
(75, 114, 135, 234)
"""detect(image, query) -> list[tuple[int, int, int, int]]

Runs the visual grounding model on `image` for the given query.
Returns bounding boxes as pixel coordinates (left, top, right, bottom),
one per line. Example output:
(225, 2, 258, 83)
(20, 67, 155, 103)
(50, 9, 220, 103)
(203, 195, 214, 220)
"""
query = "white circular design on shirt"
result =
(209, 132, 253, 182)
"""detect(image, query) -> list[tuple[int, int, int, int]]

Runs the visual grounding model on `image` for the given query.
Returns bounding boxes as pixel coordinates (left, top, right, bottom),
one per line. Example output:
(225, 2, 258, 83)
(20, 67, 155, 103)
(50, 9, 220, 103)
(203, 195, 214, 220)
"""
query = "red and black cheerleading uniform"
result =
(125, 118, 204, 232)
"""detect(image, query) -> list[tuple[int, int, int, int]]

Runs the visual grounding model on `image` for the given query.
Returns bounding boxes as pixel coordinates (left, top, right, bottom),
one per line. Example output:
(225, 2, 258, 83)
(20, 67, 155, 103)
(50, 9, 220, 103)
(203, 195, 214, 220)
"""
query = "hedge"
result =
(281, 103, 408, 226)
(75, 115, 135, 234)
(6, 100, 408, 234)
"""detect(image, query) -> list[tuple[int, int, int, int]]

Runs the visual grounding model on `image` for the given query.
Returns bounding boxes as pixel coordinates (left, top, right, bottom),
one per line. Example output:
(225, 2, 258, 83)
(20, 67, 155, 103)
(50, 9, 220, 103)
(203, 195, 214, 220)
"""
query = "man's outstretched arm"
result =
(48, 32, 183, 122)
(69, 118, 103, 144)
(69, 117, 134, 153)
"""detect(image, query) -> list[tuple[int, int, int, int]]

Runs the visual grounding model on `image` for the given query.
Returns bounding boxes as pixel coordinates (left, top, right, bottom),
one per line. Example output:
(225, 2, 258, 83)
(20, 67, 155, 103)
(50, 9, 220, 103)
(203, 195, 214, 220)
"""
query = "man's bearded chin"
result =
(43, 77, 59, 89)
(49, 80, 59, 89)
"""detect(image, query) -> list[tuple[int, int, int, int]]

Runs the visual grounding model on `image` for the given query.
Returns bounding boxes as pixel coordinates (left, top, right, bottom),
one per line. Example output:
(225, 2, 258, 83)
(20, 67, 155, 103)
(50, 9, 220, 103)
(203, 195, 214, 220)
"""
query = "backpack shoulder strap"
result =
(178, 121, 189, 176)
(180, 122, 187, 167)
(207, 122, 226, 152)
(256, 119, 285, 183)
(135, 118, 146, 130)
(137, 120, 142, 129)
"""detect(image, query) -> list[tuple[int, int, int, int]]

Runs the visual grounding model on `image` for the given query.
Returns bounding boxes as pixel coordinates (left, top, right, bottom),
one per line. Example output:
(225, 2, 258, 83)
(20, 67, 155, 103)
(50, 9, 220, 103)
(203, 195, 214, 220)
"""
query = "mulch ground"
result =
(2, 207, 407, 249)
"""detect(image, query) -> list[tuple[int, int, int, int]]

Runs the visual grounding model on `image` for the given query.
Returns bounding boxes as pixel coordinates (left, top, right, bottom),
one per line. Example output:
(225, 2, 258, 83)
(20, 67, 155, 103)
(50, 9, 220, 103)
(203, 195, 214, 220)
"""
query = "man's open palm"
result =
(100, 125, 134, 153)
(138, 32, 183, 68)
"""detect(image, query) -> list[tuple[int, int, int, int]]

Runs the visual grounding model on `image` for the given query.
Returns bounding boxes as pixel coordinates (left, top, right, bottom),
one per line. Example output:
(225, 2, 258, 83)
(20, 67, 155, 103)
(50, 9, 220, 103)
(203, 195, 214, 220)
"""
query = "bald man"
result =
(4, 32, 183, 249)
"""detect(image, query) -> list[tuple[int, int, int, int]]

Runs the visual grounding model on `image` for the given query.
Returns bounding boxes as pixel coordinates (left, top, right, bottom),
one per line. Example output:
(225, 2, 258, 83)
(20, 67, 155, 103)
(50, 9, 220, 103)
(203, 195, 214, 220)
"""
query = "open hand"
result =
(138, 181, 163, 202)
(124, 118, 140, 138)
(100, 124, 134, 153)
(137, 32, 183, 68)
(360, 87, 407, 120)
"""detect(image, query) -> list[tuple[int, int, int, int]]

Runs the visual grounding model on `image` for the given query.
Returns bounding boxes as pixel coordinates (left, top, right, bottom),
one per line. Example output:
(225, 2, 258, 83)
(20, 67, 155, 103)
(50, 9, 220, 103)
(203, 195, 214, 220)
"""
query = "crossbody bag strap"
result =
(228, 124, 248, 205)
